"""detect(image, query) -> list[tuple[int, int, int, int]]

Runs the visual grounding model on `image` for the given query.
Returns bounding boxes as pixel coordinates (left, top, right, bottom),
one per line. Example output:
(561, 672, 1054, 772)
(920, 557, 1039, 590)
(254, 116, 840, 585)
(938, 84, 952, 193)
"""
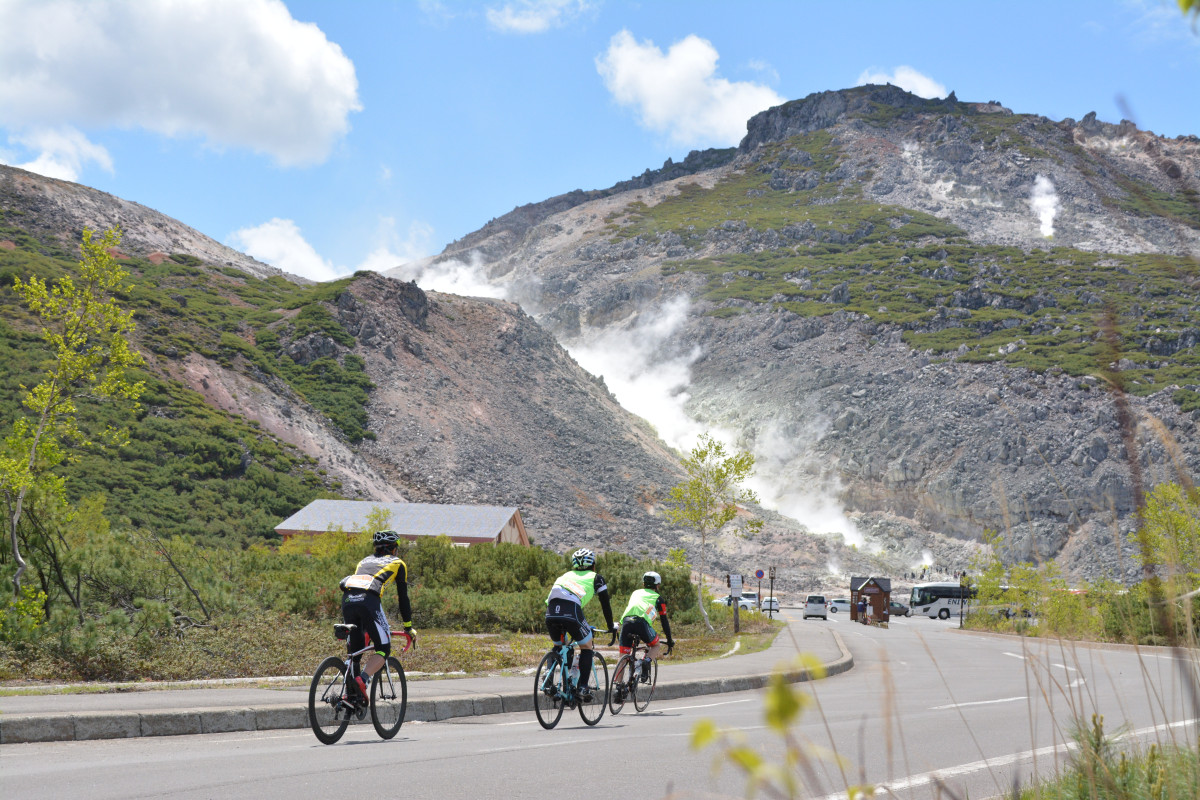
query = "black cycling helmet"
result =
(643, 571, 661, 589)
(373, 529, 401, 548)
(571, 548, 595, 570)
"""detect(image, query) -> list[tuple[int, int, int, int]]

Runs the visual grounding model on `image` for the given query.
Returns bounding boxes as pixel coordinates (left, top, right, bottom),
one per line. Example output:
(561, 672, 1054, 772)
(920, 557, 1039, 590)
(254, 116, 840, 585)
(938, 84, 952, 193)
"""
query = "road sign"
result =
(755, 569, 764, 579)
(730, 573, 742, 595)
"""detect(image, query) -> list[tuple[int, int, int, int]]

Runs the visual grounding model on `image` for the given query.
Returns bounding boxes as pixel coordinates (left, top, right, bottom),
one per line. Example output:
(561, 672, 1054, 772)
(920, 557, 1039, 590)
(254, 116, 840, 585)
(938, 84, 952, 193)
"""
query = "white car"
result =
(803, 594, 827, 620)
(828, 598, 852, 614)
(761, 597, 780, 613)
(712, 594, 755, 610)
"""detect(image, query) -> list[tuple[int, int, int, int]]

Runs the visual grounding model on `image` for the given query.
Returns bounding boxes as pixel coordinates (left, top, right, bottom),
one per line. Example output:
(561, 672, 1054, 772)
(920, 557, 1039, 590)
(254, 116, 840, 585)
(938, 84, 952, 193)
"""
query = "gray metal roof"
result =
(276, 500, 520, 539)
(850, 576, 893, 592)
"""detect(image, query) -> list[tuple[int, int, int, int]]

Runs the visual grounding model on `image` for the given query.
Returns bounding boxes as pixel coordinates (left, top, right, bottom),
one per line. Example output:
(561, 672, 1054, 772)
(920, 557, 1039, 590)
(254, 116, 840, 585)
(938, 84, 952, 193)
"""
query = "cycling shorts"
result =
(342, 591, 391, 656)
(619, 615, 659, 651)
(545, 598, 592, 646)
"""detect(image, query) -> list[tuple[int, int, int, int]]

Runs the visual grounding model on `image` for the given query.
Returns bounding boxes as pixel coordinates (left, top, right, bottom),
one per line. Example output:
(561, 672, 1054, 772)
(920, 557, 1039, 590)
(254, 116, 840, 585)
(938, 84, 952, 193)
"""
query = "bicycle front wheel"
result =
(634, 656, 657, 712)
(370, 656, 408, 739)
(308, 656, 351, 744)
(577, 652, 608, 726)
(608, 654, 633, 716)
(533, 651, 565, 730)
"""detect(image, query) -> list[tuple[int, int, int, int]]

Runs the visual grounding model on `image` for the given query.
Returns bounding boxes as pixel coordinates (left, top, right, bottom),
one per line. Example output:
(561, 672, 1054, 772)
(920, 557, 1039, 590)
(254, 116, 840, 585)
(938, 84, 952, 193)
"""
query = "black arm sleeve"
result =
(395, 561, 413, 625)
(659, 601, 672, 641)
(595, 575, 614, 629)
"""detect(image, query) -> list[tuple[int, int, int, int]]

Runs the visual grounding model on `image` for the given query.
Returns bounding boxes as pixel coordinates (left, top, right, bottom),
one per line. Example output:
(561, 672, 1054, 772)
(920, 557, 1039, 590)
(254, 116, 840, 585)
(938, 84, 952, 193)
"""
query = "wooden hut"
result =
(850, 576, 892, 626)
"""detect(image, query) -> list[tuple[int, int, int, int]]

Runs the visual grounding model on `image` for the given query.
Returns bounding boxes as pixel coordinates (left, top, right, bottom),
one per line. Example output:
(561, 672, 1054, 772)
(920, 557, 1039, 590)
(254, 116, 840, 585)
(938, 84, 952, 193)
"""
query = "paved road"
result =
(3, 610, 1196, 799)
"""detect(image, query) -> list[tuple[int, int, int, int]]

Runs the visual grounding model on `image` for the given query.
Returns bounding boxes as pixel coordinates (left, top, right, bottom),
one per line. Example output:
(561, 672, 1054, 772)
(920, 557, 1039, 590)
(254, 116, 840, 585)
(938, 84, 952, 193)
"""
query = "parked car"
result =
(888, 600, 910, 617)
(740, 591, 760, 608)
(712, 594, 755, 610)
(803, 594, 827, 620)
(761, 597, 780, 613)
(827, 598, 852, 614)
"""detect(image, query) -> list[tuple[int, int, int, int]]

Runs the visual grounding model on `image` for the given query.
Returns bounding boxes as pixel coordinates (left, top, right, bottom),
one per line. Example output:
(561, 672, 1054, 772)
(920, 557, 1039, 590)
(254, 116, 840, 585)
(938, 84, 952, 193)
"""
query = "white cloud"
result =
(1126, 0, 1200, 47)
(856, 66, 947, 99)
(747, 59, 780, 85)
(5, 126, 113, 181)
(0, 0, 360, 168)
(486, 0, 590, 34)
(231, 215, 442, 283)
(596, 30, 784, 147)
(359, 218, 437, 274)
(229, 219, 341, 282)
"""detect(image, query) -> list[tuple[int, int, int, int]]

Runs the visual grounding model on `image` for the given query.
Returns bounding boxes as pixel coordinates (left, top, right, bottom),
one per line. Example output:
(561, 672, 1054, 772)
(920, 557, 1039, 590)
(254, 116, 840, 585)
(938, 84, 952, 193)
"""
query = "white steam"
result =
(742, 419, 864, 547)
(389, 252, 509, 300)
(566, 297, 704, 448)
(402, 259, 867, 551)
(1030, 174, 1060, 237)
(565, 297, 863, 547)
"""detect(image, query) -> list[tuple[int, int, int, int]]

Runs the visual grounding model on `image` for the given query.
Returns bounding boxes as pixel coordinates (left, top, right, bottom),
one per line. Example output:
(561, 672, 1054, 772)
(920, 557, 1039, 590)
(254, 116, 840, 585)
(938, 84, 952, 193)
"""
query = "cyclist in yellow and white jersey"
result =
(545, 548, 616, 701)
(339, 530, 415, 704)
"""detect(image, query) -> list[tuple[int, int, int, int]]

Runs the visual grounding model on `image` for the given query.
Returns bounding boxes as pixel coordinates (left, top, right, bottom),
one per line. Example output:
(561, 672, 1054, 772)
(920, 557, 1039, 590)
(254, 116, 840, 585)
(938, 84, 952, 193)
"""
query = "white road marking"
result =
(659, 697, 755, 712)
(814, 717, 1199, 800)
(1053, 663, 1078, 672)
(718, 640, 742, 658)
(1003, 652, 1026, 661)
(930, 696, 1028, 710)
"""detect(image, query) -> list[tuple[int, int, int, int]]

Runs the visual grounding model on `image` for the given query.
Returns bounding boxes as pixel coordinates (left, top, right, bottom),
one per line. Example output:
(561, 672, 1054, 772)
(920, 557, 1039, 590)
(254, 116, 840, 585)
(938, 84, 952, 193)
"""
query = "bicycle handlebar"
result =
(588, 625, 618, 647)
(390, 630, 416, 653)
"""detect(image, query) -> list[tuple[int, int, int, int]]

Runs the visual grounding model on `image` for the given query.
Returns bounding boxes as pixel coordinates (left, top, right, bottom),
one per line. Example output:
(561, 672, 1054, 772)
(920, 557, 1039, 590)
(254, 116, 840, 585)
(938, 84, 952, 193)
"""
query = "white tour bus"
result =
(909, 581, 975, 619)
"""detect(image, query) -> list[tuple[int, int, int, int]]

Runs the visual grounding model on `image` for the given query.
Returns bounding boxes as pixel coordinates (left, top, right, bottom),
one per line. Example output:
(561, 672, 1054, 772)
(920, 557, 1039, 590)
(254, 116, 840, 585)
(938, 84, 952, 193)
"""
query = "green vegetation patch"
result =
(0, 322, 332, 544)
(600, 132, 1200, 402)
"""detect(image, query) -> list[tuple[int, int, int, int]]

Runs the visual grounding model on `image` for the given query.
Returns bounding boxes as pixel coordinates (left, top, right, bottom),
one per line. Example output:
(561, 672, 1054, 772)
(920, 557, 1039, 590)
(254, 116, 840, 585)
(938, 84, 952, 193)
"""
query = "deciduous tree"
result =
(664, 433, 762, 631)
(2, 227, 144, 597)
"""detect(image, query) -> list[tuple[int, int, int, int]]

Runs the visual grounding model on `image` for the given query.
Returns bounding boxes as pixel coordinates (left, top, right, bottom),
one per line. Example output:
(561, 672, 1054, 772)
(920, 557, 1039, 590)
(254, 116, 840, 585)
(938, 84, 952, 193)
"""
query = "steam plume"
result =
(1030, 174, 1060, 237)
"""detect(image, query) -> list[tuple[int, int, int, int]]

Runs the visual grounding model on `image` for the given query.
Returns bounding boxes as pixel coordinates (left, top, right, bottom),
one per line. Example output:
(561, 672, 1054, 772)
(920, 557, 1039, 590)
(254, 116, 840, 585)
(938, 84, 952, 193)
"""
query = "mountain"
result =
(394, 85, 1200, 583)
(1, 162, 900, 592)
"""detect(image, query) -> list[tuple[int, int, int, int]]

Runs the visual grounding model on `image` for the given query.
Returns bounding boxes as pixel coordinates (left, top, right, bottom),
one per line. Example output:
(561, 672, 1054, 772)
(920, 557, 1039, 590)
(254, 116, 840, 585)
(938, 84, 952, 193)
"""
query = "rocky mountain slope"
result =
(397, 85, 1200, 583)
(1, 162, 899, 593)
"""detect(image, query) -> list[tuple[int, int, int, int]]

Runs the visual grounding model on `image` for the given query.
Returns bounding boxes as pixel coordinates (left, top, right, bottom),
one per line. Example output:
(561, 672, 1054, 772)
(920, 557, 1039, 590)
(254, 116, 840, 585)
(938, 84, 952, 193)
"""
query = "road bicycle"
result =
(608, 634, 671, 715)
(533, 626, 616, 729)
(308, 624, 414, 744)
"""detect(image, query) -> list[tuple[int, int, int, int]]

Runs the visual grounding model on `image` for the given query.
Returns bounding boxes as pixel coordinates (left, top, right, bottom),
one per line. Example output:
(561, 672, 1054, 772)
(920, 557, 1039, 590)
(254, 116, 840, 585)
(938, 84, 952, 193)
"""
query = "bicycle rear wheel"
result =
(608, 654, 633, 716)
(577, 652, 607, 726)
(370, 656, 407, 739)
(533, 651, 565, 730)
(634, 655, 657, 712)
(308, 656, 352, 744)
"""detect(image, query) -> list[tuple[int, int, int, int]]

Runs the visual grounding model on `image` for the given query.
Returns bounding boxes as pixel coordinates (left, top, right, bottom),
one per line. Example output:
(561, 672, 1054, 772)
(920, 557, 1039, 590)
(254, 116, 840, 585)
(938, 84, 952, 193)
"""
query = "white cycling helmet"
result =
(571, 548, 596, 570)
(643, 571, 662, 589)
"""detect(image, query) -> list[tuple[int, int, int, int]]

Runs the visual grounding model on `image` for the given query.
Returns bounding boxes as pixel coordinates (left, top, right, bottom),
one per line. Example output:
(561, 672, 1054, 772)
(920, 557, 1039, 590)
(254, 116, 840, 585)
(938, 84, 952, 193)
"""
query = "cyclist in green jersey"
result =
(545, 548, 616, 702)
(618, 571, 674, 681)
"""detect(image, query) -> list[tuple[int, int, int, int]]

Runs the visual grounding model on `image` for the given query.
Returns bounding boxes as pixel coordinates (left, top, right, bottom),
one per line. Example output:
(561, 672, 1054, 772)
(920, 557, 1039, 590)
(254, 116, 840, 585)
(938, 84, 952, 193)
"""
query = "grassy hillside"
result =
(612, 129, 1200, 409)
(0, 219, 370, 544)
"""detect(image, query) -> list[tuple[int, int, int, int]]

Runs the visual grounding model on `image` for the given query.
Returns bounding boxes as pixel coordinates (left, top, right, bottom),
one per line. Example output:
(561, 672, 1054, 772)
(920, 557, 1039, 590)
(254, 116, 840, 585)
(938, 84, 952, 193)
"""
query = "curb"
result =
(0, 632, 852, 744)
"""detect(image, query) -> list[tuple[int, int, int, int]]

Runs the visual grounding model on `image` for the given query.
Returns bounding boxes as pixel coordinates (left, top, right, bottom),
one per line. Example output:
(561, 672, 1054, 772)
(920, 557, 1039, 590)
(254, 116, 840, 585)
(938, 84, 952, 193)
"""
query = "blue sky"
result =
(1, 0, 1198, 281)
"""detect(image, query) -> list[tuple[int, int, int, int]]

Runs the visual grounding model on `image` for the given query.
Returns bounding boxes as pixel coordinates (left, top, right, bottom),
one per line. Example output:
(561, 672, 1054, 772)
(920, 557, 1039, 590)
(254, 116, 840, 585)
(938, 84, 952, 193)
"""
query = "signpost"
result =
(755, 568, 764, 609)
(729, 573, 743, 633)
(959, 573, 968, 629)
(768, 566, 776, 618)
